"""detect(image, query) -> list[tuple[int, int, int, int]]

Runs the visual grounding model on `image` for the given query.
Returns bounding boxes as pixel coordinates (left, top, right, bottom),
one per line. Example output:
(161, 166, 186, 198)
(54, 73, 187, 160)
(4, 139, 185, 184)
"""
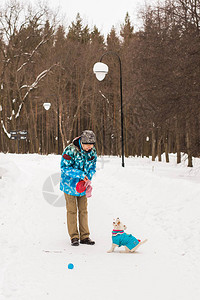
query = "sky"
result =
(45, 0, 157, 35)
(46, 0, 147, 33)
(1, 0, 158, 36)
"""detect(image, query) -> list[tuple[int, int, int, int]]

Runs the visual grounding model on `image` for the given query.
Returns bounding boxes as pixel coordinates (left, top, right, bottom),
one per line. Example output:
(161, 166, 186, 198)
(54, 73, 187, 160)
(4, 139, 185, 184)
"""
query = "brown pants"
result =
(64, 193, 90, 240)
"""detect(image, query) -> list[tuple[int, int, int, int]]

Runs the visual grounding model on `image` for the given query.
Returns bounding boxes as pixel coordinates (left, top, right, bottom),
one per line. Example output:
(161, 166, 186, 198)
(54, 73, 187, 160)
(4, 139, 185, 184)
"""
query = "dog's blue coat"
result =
(112, 231, 139, 250)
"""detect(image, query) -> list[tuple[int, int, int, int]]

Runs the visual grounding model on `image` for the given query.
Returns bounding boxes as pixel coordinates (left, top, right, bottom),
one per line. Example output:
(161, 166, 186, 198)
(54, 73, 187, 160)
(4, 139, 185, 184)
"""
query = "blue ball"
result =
(68, 263, 74, 269)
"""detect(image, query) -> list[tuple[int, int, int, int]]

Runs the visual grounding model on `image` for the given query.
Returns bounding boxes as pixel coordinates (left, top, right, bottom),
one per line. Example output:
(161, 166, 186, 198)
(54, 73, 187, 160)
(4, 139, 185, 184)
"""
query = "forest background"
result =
(0, 0, 199, 167)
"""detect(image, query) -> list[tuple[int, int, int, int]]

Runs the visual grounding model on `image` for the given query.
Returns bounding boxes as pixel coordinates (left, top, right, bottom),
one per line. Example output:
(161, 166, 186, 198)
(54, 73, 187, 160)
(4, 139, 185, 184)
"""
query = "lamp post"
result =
(56, 98, 60, 155)
(93, 51, 125, 167)
(43, 102, 51, 154)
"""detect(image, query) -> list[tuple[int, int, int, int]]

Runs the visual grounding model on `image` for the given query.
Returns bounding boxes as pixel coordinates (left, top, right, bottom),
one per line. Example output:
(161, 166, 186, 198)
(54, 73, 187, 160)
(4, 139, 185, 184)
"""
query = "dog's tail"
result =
(139, 239, 148, 245)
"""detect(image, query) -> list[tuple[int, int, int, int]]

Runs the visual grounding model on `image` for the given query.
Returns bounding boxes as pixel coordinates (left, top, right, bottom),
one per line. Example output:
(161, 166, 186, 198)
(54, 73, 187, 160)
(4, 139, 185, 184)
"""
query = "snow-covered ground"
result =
(0, 153, 200, 300)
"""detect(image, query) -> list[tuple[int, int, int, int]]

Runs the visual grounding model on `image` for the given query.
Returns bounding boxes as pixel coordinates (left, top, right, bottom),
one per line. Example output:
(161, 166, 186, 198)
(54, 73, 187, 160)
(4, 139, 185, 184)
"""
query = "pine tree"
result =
(107, 26, 120, 50)
(90, 26, 104, 45)
(67, 13, 90, 44)
(120, 12, 134, 45)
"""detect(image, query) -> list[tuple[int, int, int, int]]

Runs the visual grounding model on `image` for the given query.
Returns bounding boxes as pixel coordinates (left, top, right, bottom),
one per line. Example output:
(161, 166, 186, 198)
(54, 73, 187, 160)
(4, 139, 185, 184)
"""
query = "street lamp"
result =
(43, 101, 60, 155)
(93, 62, 108, 81)
(43, 103, 51, 111)
(93, 51, 125, 167)
(43, 102, 51, 154)
(56, 98, 60, 155)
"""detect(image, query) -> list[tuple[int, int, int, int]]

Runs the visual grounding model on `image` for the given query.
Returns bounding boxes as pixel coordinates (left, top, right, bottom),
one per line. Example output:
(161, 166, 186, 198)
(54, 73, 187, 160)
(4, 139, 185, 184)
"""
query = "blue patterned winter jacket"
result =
(60, 137, 97, 196)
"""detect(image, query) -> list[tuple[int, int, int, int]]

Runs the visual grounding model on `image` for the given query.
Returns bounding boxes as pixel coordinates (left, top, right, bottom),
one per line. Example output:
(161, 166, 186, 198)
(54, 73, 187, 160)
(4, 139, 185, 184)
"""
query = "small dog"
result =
(107, 218, 147, 253)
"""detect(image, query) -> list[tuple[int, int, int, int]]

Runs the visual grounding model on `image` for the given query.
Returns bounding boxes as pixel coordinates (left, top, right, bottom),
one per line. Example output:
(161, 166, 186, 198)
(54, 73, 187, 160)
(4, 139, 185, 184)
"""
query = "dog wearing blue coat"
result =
(107, 218, 147, 253)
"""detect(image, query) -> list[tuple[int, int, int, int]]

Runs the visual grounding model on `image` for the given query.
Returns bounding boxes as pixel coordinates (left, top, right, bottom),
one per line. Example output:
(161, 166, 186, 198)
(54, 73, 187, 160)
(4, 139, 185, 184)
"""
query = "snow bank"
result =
(0, 153, 200, 300)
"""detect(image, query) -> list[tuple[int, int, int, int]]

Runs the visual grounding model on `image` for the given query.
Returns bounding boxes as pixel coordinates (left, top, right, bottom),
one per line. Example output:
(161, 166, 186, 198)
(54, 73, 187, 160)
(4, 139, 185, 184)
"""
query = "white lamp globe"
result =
(43, 102, 51, 111)
(93, 62, 108, 81)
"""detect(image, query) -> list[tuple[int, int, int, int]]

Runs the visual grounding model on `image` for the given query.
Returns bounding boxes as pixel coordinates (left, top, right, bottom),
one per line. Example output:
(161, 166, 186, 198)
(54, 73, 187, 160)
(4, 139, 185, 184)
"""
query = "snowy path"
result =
(0, 153, 200, 300)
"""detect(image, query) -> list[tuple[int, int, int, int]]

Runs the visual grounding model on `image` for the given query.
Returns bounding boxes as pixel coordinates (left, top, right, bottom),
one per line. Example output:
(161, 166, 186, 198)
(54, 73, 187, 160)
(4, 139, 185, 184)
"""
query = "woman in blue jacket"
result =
(60, 130, 97, 246)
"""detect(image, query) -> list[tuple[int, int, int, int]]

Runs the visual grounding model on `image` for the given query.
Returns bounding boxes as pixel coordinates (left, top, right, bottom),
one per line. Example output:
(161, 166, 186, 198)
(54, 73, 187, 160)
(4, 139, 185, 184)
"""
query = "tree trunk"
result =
(157, 128, 162, 161)
(164, 134, 169, 163)
(186, 120, 193, 167)
(175, 117, 181, 164)
(157, 138, 162, 161)
(152, 128, 156, 161)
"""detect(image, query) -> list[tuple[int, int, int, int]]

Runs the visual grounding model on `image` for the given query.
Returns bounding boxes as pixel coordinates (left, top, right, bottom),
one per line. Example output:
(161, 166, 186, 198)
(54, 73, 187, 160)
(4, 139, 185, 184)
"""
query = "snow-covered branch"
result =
(17, 37, 50, 73)
(99, 90, 110, 104)
(15, 64, 58, 119)
(1, 120, 11, 139)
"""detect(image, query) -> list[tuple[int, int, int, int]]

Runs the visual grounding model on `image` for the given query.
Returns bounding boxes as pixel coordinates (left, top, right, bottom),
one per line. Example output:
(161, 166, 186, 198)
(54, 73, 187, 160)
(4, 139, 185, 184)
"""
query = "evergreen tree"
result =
(120, 12, 134, 45)
(90, 26, 104, 44)
(107, 26, 120, 50)
(67, 13, 90, 44)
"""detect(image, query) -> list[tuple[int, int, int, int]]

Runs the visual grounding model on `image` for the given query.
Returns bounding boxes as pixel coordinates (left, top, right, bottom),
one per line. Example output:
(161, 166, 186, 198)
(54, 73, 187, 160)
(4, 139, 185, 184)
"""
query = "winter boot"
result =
(80, 238, 95, 245)
(71, 238, 79, 246)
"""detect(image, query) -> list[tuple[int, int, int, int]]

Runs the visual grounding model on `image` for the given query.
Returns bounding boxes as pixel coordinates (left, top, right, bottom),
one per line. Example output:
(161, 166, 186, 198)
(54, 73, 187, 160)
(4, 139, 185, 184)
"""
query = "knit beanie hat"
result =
(81, 130, 96, 144)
